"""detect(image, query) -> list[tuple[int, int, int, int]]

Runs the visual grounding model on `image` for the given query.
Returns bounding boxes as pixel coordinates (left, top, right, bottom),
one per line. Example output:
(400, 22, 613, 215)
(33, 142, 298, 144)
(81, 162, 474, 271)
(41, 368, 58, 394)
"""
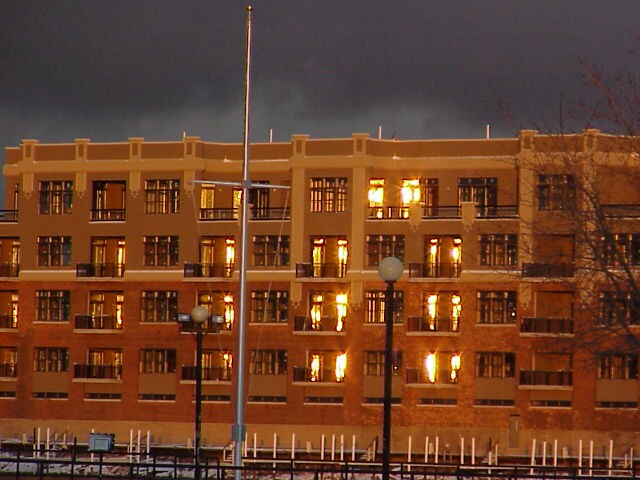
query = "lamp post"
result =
(377, 257, 403, 480)
(189, 305, 209, 480)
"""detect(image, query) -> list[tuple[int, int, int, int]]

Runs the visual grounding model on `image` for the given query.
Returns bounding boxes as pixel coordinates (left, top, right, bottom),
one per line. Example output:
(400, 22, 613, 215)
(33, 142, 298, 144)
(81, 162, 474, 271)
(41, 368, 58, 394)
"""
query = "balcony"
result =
(408, 262, 461, 278)
(602, 204, 640, 218)
(0, 363, 17, 377)
(250, 207, 290, 221)
(292, 366, 344, 383)
(406, 316, 459, 333)
(521, 317, 573, 335)
(475, 205, 518, 218)
(522, 262, 574, 278)
(367, 205, 461, 220)
(0, 314, 17, 329)
(73, 364, 122, 380)
(519, 369, 572, 386)
(295, 263, 347, 279)
(90, 209, 125, 221)
(183, 262, 233, 278)
(294, 316, 345, 333)
(181, 366, 232, 382)
(0, 210, 17, 222)
(199, 208, 237, 221)
(76, 263, 125, 278)
(0, 263, 19, 277)
(405, 367, 458, 385)
(75, 314, 123, 330)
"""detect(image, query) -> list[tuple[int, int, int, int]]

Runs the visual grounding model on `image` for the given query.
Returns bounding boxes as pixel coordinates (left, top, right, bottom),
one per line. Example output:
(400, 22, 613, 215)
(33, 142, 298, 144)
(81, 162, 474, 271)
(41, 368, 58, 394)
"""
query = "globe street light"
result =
(190, 305, 209, 480)
(377, 257, 403, 480)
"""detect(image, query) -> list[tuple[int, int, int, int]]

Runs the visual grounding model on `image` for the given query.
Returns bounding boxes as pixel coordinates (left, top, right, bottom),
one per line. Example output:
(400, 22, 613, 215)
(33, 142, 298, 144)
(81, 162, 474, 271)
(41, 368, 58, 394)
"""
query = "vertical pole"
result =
(194, 327, 203, 480)
(382, 280, 395, 480)
(233, 7, 253, 480)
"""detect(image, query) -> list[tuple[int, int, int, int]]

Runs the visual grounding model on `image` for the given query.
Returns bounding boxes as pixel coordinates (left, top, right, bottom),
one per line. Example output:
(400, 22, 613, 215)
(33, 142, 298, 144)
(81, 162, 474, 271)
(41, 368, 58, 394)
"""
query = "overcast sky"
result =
(2, 1, 640, 150)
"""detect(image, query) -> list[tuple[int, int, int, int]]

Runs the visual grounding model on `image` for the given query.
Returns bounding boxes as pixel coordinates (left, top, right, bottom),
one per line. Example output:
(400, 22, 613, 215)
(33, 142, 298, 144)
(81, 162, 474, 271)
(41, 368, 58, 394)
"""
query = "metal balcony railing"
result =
(292, 366, 344, 383)
(408, 262, 461, 278)
(405, 367, 458, 384)
(602, 204, 640, 218)
(406, 316, 459, 333)
(90, 209, 125, 221)
(73, 364, 122, 380)
(0, 263, 19, 277)
(521, 317, 573, 334)
(0, 314, 17, 329)
(293, 316, 344, 332)
(295, 262, 347, 279)
(183, 262, 234, 278)
(475, 205, 518, 218)
(0, 363, 17, 377)
(519, 369, 572, 386)
(75, 314, 123, 330)
(522, 262, 574, 278)
(181, 365, 232, 381)
(76, 263, 125, 278)
(199, 208, 238, 220)
(250, 206, 290, 220)
(0, 210, 17, 222)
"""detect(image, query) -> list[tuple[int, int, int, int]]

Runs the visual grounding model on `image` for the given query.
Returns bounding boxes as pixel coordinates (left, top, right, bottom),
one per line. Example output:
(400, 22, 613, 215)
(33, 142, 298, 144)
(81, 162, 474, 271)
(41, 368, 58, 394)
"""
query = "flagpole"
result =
(233, 5, 252, 479)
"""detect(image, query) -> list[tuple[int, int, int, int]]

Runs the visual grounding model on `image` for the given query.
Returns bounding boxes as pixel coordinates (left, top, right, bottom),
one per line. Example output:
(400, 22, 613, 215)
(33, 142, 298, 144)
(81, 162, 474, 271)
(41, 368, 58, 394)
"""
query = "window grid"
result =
(36, 290, 70, 322)
(141, 291, 178, 323)
(479, 234, 518, 266)
(250, 350, 287, 375)
(476, 352, 515, 378)
(39, 181, 73, 215)
(144, 236, 179, 266)
(477, 291, 517, 324)
(365, 290, 404, 324)
(310, 177, 347, 212)
(34, 347, 70, 373)
(144, 180, 180, 214)
(140, 349, 177, 374)
(252, 235, 290, 267)
(366, 235, 405, 266)
(250, 291, 288, 323)
(37, 236, 71, 266)
(537, 174, 576, 210)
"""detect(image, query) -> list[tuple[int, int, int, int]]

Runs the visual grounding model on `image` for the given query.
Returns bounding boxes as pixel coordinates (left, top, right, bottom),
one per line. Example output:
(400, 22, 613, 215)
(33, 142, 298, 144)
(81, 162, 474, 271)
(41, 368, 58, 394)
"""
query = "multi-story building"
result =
(0, 130, 638, 457)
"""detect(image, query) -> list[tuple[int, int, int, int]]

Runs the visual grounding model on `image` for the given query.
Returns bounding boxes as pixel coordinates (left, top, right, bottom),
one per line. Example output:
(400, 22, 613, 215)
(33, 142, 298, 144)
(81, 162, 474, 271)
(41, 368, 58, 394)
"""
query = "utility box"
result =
(88, 433, 115, 453)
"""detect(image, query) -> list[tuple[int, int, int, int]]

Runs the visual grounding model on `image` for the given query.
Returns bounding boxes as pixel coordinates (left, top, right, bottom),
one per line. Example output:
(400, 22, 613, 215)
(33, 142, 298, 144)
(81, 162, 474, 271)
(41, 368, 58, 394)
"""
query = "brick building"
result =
(0, 130, 638, 456)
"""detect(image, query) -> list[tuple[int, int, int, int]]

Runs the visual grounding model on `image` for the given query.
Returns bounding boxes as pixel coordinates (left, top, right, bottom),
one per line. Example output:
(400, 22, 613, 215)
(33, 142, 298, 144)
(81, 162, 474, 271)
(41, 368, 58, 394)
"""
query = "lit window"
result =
(427, 294, 438, 330)
(224, 294, 234, 327)
(368, 179, 385, 218)
(311, 294, 323, 330)
(425, 353, 437, 383)
(335, 353, 347, 382)
(310, 354, 321, 382)
(451, 237, 462, 262)
(225, 238, 236, 266)
(335, 293, 348, 332)
(450, 354, 461, 383)
(451, 295, 461, 331)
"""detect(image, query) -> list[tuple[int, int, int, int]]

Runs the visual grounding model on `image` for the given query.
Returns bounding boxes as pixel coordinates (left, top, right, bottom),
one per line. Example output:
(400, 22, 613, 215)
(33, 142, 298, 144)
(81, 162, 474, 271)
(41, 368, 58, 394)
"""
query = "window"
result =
(141, 291, 178, 323)
(423, 236, 462, 277)
(202, 350, 233, 381)
(537, 174, 576, 210)
(198, 291, 235, 329)
(600, 291, 639, 325)
(144, 236, 179, 266)
(364, 350, 402, 376)
(140, 349, 176, 374)
(602, 234, 640, 267)
(250, 350, 287, 375)
(368, 179, 385, 217)
(310, 177, 347, 212)
(37, 236, 71, 266)
(304, 291, 349, 332)
(252, 235, 289, 266)
(144, 179, 180, 214)
(366, 235, 404, 266)
(476, 352, 515, 378)
(36, 290, 70, 322)
(422, 352, 461, 384)
(39, 181, 72, 215)
(0, 347, 17, 377)
(477, 291, 517, 324)
(34, 347, 70, 373)
(598, 353, 638, 380)
(458, 178, 497, 210)
(422, 292, 462, 332)
(479, 234, 517, 266)
(365, 290, 404, 324)
(250, 291, 288, 323)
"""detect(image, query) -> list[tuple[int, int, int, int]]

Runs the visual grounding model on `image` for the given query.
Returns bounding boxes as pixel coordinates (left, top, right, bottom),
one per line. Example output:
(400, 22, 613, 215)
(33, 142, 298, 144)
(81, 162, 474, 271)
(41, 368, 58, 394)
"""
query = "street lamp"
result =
(177, 305, 212, 480)
(377, 256, 403, 480)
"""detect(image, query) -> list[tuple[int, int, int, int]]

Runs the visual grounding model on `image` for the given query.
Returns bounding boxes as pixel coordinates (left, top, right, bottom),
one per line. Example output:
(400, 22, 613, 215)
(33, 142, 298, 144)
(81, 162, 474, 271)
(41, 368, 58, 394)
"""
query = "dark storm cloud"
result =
(1, 1, 640, 148)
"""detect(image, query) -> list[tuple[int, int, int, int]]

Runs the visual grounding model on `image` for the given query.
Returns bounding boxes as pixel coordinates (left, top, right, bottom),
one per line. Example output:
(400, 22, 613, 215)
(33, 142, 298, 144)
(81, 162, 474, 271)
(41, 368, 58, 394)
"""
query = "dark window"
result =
(39, 181, 73, 215)
(477, 291, 517, 324)
(140, 349, 177, 374)
(250, 291, 288, 323)
(476, 352, 515, 378)
(310, 177, 347, 212)
(144, 180, 180, 214)
(249, 350, 287, 375)
(36, 290, 70, 322)
(37, 236, 71, 266)
(144, 236, 179, 266)
(252, 235, 289, 266)
(365, 290, 404, 324)
(366, 235, 404, 266)
(34, 347, 70, 373)
(537, 174, 576, 210)
(141, 291, 178, 323)
(479, 234, 517, 266)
